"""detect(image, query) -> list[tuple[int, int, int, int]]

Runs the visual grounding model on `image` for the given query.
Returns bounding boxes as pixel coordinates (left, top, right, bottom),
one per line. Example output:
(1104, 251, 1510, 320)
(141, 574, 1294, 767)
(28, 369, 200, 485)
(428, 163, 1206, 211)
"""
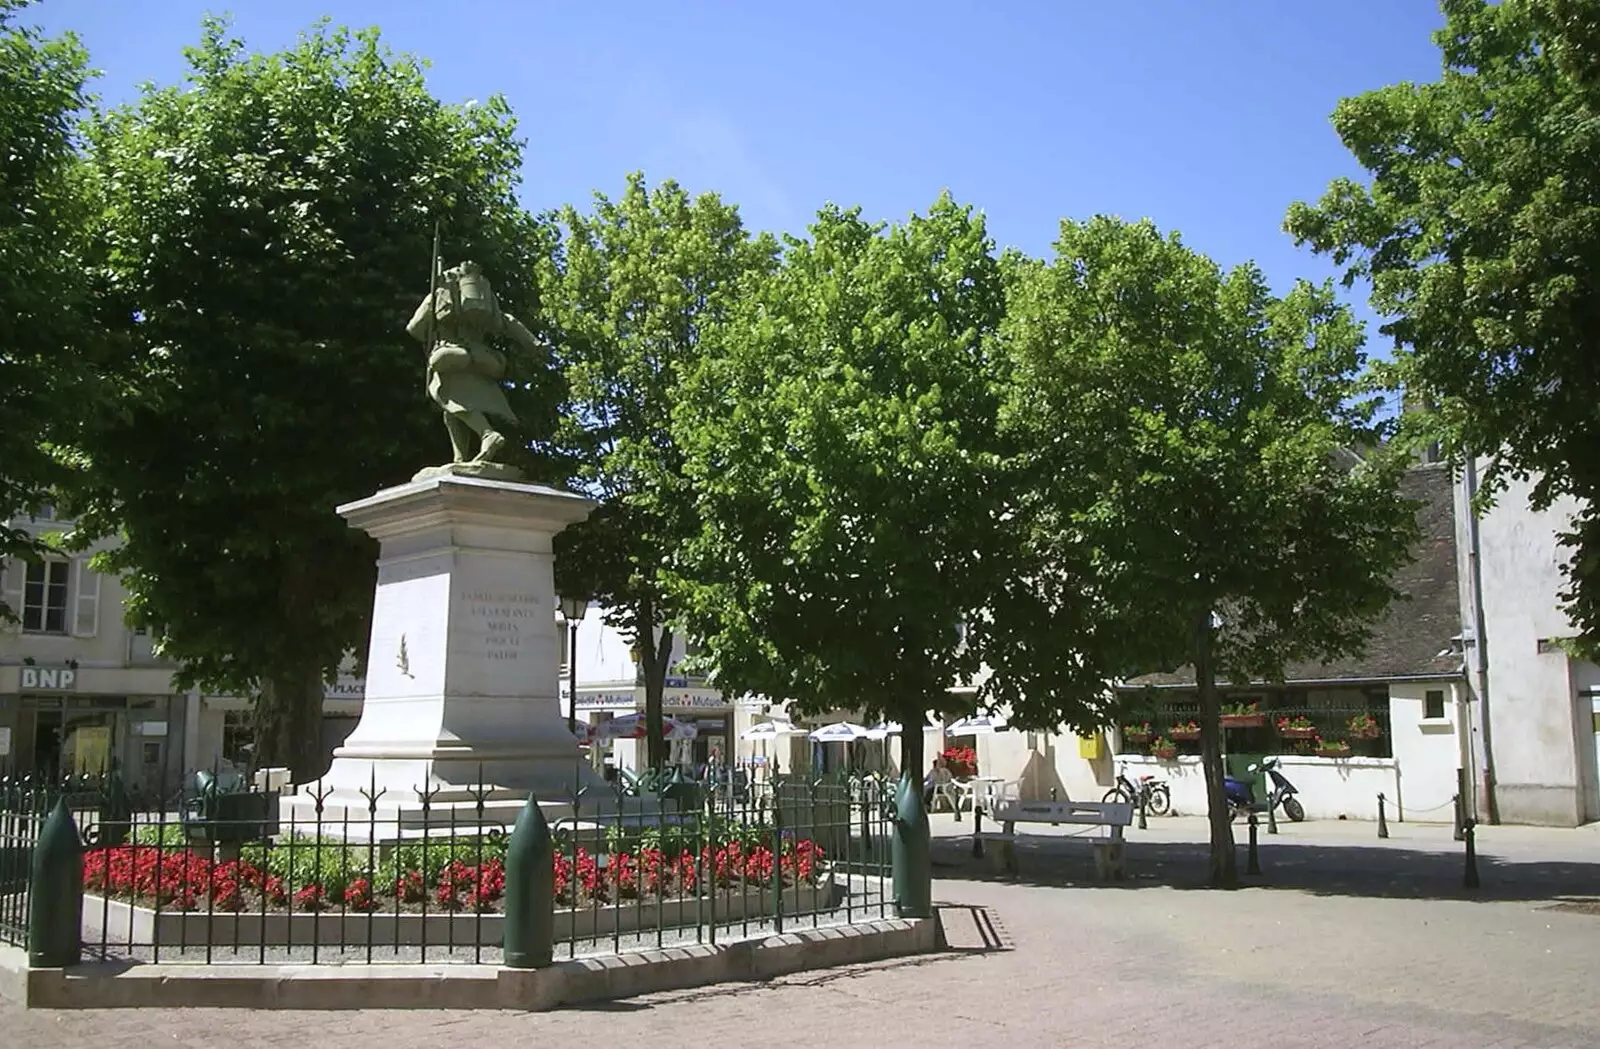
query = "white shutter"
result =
(0, 558, 22, 633)
(72, 558, 100, 637)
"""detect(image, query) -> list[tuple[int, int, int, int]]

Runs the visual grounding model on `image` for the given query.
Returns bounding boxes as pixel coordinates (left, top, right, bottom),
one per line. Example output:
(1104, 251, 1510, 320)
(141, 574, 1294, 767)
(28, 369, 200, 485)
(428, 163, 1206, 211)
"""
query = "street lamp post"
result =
(558, 595, 589, 736)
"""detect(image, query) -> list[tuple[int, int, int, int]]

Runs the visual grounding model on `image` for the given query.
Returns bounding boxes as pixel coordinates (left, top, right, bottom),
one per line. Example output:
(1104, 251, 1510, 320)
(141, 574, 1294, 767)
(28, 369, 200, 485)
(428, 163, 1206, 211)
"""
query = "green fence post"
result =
(28, 798, 83, 968)
(503, 794, 554, 969)
(890, 773, 931, 919)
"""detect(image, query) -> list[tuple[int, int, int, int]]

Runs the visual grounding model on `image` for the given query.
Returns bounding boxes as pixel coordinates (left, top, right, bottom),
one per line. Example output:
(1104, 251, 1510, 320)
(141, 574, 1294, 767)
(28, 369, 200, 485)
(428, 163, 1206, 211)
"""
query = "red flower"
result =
(343, 878, 377, 912)
(294, 884, 325, 912)
(394, 871, 426, 903)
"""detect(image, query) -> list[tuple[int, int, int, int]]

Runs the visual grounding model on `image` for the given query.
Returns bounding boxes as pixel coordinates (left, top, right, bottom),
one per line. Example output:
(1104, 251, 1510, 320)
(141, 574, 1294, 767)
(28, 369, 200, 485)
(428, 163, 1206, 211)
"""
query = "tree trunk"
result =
(634, 601, 673, 770)
(1195, 609, 1237, 888)
(254, 664, 328, 785)
(898, 703, 927, 786)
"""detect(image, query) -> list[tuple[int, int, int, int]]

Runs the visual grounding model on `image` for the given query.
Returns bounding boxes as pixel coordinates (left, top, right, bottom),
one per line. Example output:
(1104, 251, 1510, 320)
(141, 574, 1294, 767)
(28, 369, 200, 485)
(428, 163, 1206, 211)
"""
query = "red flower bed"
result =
(83, 839, 827, 914)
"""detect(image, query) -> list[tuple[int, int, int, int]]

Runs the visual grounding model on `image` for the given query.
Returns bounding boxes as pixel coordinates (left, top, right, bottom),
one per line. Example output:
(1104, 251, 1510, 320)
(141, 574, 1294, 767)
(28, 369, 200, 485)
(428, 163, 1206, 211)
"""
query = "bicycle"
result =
(1103, 762, 1171, 816)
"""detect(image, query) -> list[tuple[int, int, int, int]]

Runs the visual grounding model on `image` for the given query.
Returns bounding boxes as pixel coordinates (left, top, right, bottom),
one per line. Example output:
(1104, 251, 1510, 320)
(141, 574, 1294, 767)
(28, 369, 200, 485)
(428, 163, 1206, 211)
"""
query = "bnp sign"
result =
(20, 666, 77, 692)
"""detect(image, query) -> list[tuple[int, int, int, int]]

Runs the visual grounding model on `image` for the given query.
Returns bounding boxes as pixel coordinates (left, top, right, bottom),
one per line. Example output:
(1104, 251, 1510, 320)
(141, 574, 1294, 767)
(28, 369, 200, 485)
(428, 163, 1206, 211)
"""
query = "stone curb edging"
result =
(0, 917, 935, 1010)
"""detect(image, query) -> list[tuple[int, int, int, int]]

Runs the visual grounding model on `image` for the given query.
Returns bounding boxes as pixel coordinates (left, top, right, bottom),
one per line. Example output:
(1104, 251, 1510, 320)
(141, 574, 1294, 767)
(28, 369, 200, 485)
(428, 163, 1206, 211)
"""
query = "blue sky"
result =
(35, 0, 1448, 358)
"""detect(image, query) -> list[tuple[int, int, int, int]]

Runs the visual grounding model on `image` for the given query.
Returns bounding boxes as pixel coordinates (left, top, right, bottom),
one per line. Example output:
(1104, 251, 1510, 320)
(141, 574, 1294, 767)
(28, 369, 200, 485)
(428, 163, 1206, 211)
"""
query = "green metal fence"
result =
(0, 764, 901, 967)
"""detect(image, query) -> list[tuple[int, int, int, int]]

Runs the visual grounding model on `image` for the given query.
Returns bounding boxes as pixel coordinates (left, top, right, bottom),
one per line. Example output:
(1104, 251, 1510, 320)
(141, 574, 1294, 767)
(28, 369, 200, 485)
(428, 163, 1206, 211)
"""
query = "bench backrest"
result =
(990, 799, 1134, 826)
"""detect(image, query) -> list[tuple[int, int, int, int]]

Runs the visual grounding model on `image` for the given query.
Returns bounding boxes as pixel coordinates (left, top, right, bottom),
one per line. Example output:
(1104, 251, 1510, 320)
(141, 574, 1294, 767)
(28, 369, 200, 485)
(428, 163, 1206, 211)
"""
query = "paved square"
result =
(7, 816, 1600, 1048)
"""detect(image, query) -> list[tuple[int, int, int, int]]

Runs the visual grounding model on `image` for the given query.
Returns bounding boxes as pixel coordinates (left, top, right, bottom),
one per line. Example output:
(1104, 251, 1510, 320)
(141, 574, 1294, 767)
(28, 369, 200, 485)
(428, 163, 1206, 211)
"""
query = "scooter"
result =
(1222, 757, 1305, 823)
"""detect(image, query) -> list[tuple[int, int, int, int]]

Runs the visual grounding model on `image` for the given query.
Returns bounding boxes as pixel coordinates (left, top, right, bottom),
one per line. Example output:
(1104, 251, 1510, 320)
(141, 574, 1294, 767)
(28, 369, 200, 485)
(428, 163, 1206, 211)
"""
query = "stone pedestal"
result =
(282, 475, 619, 840)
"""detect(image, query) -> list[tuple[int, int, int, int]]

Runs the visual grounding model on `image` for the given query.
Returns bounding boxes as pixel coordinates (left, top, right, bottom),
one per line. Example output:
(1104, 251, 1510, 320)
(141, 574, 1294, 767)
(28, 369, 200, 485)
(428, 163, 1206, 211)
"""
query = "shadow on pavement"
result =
(930, 834, 1600, 904)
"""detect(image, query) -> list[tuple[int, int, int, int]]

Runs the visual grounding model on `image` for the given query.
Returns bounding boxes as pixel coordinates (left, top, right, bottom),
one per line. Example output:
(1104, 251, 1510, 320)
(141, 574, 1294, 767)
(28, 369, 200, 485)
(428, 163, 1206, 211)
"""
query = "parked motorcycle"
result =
(1222, 757, 1305, 823)
(1103, 761, 1172, 816)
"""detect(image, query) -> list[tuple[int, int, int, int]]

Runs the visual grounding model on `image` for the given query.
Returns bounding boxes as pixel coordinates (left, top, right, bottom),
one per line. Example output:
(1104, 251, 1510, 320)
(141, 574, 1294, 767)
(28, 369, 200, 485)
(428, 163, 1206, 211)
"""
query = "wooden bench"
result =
(973, 799, 1135, 881)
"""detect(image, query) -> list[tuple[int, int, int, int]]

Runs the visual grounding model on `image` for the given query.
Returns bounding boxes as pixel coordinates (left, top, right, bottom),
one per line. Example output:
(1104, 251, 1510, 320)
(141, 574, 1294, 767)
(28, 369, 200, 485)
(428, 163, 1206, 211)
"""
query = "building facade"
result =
(1457, 459, 1600, 826)
(0, 508, 195, 795)
(561, 606, 743, 772)
(1, 510, 373, 792)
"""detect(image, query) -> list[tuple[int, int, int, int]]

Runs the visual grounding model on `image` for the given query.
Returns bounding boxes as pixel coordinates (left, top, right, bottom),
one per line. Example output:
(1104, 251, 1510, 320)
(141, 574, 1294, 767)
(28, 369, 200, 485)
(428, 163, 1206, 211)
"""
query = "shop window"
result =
(222, 710, 254, 768)
(1424, 689, 1447, 720)
(22, 559, 70, 634)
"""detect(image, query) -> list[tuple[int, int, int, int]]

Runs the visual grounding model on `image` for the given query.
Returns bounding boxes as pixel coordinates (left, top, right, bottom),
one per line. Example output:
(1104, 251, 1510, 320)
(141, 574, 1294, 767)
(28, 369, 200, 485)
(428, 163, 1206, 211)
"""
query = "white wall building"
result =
(1457, 459, 1600, 826)
(973, 462, 1477, 824)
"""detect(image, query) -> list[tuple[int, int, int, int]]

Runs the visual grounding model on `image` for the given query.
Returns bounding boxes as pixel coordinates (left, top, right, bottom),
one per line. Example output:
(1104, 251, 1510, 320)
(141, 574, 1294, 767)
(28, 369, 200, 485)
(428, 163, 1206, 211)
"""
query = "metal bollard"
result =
(971, 805, 985, 859)
(891, 773, 933, 918)
(503, 794, 555, 968)
(1266, 796, 1278, 835)
(1453, 791, 1466, 842)
(1463, 818, 1480, 890)
(1246, 810, 1262, 876)
(1050, 787, 1059, 827)
(1137, 792, 1148, 831)
(1377, 792, 1389, 839)
(27, 798, 83, 969)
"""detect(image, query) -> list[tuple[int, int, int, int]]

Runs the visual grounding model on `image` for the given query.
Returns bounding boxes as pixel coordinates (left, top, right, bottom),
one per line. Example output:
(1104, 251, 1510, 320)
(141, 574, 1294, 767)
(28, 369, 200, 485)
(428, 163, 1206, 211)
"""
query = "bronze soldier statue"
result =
(406, 260, 540, 479)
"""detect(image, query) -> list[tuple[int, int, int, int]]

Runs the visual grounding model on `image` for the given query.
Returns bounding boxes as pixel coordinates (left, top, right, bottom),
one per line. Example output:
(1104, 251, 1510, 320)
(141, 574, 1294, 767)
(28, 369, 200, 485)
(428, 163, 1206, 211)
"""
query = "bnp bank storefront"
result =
(0, 663, 189, 796)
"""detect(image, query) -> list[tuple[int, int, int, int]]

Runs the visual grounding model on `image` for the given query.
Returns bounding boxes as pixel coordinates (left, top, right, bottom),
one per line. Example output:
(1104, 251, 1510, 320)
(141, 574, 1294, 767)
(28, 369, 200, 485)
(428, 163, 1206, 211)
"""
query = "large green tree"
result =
(667, 196, 1009, 779)
(1000, 217, 1417, 887)
(73, 19, 554, 779)
(1285, 0, 1600, 647)
(538, 174, 776, 768)
(0, 0, 94, 581)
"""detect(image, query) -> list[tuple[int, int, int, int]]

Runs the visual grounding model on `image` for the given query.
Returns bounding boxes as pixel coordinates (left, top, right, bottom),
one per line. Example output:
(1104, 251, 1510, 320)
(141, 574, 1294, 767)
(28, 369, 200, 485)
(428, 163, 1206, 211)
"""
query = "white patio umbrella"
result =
(808, 721, 871, 742)
(946, 713, 1009, 735)
(739, 719, 807, 741)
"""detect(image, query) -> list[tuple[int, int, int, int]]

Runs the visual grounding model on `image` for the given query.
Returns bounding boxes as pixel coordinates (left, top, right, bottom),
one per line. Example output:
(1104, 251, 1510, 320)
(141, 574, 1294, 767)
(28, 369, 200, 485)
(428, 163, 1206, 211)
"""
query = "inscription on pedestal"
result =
(460, 590, 540, 662)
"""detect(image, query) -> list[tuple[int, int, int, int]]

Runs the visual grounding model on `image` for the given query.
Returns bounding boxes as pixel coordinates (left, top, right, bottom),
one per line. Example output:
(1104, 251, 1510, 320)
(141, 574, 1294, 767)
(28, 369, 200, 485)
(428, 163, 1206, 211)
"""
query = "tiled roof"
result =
(1125, 462, 1464, 688)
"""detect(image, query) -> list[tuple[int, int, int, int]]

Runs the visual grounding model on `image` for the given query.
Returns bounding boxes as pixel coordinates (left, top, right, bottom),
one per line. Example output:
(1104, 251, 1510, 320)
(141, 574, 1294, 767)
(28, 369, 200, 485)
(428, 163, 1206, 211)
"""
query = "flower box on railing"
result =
(1347, 714, 1382, 740)
(1168, 726, 1201, 741)
(1313, 742, 1352, 759)
(1219, 714, 1266, 729)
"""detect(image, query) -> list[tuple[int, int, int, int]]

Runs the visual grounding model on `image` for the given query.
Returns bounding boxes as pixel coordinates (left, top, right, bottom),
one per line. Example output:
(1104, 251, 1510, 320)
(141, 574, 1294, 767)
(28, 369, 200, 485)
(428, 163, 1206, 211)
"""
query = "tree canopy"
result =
(999, 216, 1418, 885)
(667, 196, 1010, 777)
(0, 0, 95, 580)
(538, 174, 776, 767)
(1286, 0, 1600, 646)
(71, 18, 554, 778)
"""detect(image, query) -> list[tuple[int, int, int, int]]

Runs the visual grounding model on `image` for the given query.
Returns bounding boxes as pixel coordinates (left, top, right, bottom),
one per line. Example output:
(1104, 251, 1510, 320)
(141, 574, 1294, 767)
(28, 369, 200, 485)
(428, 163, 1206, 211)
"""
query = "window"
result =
(22, 559, 70, 634)
(222, 710, 253, 767)
(1424, 689, 1447, 721)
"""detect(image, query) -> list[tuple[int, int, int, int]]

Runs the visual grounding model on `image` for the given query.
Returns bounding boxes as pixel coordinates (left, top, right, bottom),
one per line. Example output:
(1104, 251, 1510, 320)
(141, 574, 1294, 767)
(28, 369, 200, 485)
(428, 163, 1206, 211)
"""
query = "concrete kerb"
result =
(0, 917, 936, 1010)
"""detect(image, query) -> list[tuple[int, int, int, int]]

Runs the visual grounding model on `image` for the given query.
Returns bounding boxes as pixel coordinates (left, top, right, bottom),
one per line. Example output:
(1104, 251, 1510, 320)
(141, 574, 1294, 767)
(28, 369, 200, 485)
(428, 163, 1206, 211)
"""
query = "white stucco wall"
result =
(966, 685, 1463, 823)
(1459, 463, 1599, 825)
(1387, 681, 1466, 820)
(1113, 753, 1403, 821)
(972, 728, 1116, 804)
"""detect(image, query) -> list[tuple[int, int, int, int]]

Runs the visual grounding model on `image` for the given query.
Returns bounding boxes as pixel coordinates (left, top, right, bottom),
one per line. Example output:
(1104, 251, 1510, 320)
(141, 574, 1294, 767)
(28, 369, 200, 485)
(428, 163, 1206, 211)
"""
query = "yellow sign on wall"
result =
(1078, 732, 1104, 760)
(71, 725, 111, 775)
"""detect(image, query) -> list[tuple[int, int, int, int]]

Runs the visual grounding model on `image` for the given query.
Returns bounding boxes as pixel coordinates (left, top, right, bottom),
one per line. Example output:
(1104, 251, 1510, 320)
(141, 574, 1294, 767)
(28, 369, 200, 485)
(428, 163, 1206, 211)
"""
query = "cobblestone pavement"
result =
(8, 818, 1600, 1048)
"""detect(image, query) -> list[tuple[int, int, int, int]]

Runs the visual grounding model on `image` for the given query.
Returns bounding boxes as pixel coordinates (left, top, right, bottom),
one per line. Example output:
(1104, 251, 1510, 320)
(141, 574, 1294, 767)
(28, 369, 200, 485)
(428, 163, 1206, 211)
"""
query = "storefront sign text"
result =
(20, 666, 76, 692)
